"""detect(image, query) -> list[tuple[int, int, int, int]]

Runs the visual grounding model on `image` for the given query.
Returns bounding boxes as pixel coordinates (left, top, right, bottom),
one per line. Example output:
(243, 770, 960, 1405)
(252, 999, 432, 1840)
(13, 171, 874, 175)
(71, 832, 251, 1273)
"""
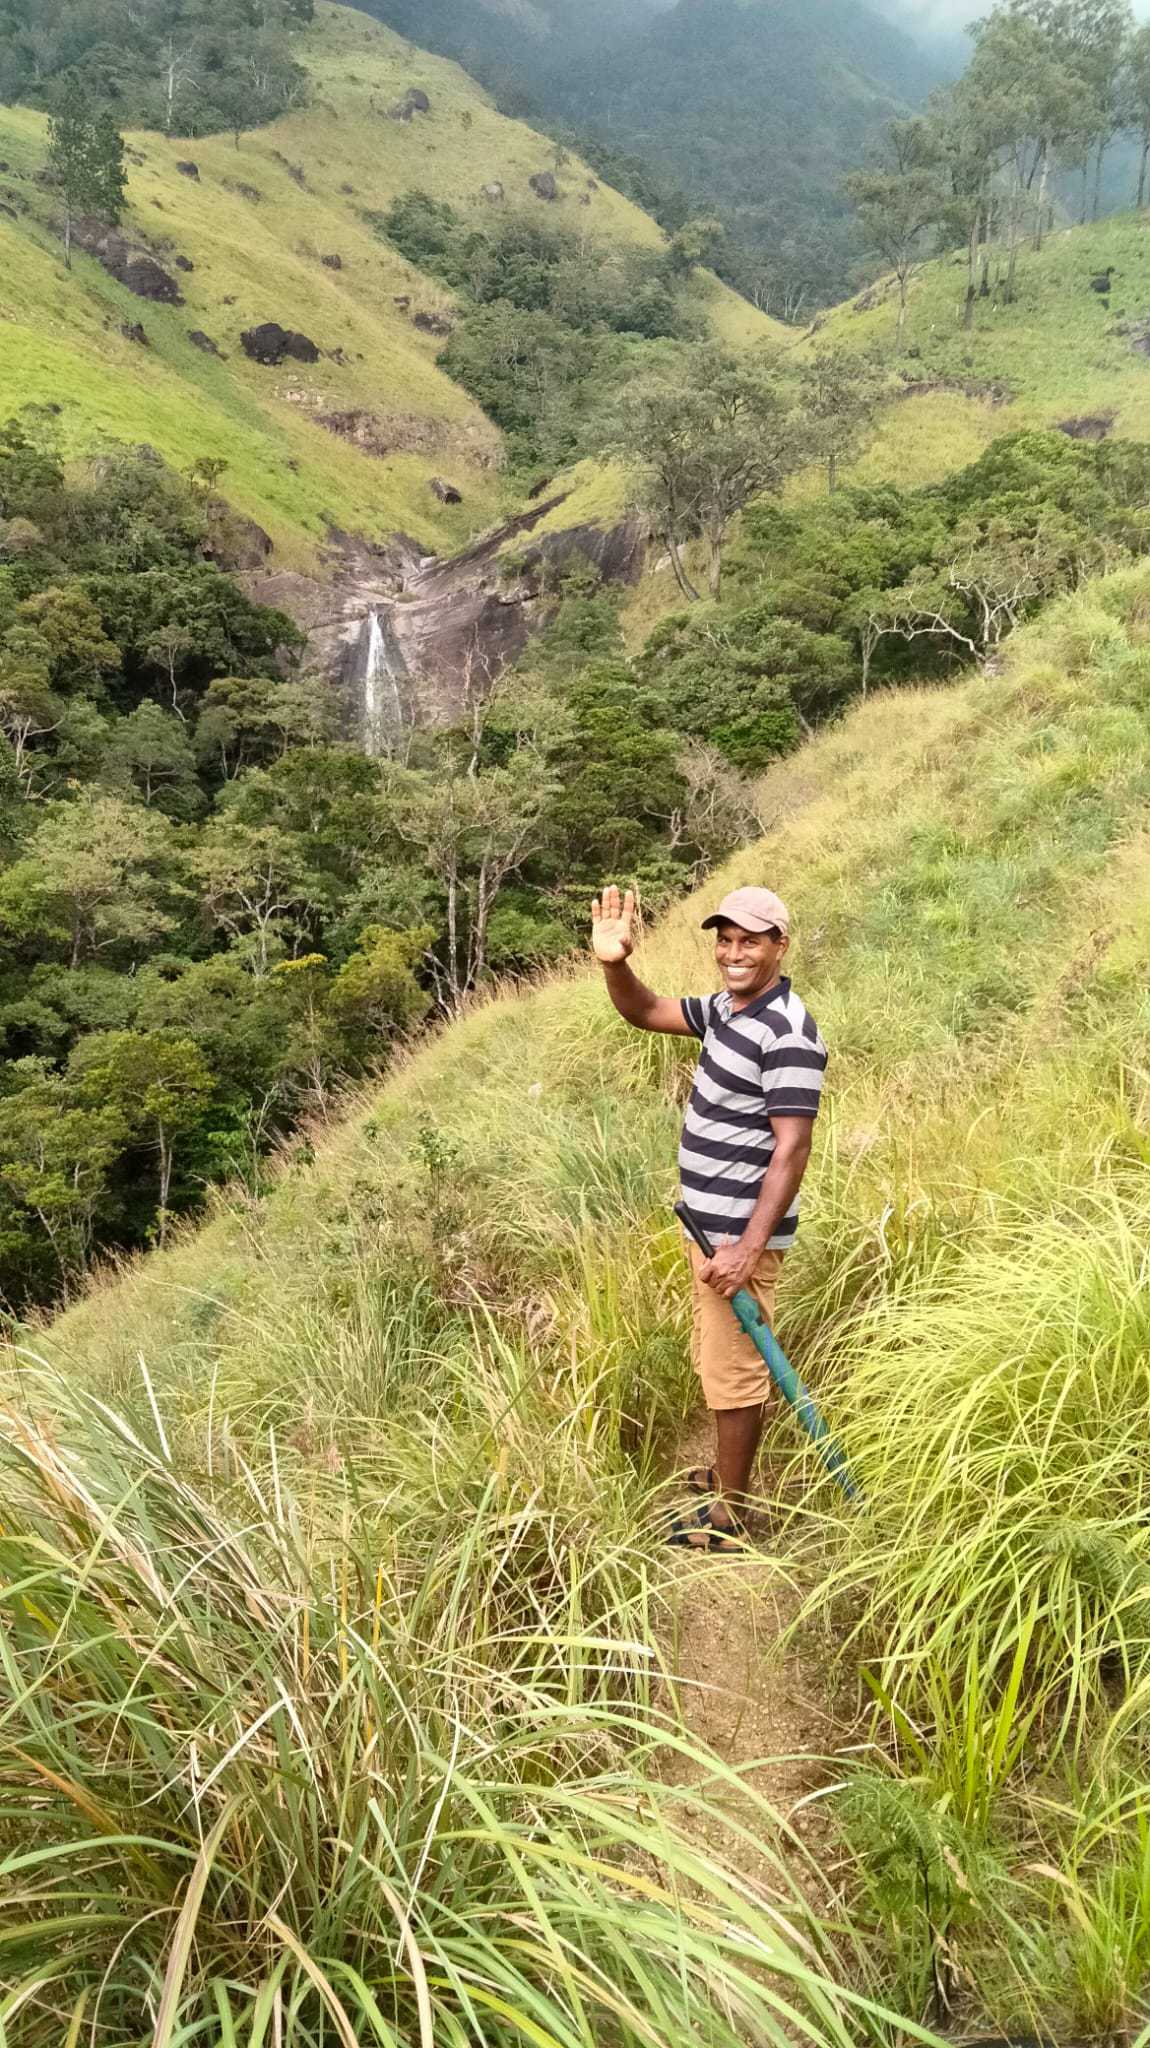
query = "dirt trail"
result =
(656, 1415, 851, 1912)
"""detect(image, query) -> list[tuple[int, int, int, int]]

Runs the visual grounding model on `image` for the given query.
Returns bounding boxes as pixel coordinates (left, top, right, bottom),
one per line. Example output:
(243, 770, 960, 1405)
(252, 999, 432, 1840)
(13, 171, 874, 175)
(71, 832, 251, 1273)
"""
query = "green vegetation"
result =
(376, 188, 703, 469)
(0, 430, 761, 1310)
(0, 0, 313, 133)
(363, 0, 939, 311)
(633, 425, 1150, 758)
(11, 556, 1150, 2034)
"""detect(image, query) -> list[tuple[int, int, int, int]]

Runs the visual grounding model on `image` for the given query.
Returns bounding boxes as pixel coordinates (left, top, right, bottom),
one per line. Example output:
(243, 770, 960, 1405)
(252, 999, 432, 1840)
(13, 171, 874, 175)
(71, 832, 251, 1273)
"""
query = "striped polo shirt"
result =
(679, 977, 827, 1250)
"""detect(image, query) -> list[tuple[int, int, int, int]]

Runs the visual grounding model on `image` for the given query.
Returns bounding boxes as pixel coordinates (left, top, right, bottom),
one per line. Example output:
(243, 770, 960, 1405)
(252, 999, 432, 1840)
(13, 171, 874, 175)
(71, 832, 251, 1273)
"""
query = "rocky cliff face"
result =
(246, 496, 645, 748)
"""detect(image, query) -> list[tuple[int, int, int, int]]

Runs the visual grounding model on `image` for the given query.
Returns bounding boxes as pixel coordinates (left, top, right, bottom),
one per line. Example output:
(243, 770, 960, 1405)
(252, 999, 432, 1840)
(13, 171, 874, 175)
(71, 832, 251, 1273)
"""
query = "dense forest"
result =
(0, 0, 313, 132)
(360, 0, 940, 309)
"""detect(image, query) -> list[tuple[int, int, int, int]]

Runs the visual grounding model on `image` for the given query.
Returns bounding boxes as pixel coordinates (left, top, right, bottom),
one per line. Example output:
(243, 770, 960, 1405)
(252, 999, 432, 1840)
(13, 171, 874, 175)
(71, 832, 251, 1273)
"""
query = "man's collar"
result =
(722, 976, 790, 1021)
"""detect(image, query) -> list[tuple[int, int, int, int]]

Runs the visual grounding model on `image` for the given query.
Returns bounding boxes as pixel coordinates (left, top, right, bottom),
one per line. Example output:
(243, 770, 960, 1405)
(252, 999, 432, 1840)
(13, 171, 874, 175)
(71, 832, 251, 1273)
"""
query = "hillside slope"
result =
(816, 210, 1150, 489)
(364, 0, 939, 306)
(18, 563, 1150, 2024)
(0, 0, 770, 568)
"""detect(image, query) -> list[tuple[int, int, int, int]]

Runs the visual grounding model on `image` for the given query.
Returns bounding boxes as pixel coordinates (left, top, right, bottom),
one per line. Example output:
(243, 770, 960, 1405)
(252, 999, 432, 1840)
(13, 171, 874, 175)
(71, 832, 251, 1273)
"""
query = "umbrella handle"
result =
(674, 1201, 715, 1260)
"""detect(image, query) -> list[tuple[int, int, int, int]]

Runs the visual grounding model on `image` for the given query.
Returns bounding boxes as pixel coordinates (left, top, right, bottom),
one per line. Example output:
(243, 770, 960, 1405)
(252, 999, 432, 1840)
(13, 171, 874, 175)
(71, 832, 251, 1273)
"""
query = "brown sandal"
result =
(686, 1466, 717, 1495)
(667, 1504, 749, 1554)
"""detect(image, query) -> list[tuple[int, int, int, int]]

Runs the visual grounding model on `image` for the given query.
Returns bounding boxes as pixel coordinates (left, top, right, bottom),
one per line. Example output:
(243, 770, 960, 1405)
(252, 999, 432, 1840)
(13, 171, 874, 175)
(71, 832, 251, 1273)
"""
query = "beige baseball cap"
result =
(701, 885, 791, 935)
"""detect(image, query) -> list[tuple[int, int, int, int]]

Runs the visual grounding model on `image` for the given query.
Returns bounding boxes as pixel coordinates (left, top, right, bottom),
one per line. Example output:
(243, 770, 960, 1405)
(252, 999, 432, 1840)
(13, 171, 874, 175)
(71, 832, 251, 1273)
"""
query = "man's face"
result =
(713, 921, 789, 1004)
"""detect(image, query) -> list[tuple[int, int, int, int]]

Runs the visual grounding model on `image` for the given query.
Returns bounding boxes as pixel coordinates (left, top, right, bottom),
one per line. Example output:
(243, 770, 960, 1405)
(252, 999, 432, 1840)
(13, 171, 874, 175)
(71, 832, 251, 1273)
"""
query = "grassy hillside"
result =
(0, 1, 773, 569)
(10, 556, 1150, 2032)
(818, 210, 1150, 488)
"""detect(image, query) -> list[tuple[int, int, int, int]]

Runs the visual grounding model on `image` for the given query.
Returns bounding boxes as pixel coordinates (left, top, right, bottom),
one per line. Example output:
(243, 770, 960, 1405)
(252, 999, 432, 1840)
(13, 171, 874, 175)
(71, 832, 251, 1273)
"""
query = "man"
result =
(591, 880, 827, 1551)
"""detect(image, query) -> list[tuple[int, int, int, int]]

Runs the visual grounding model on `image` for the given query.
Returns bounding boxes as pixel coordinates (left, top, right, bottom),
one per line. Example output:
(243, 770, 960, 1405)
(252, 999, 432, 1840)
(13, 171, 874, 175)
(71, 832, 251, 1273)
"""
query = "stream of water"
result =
(362, 607, 405, 756)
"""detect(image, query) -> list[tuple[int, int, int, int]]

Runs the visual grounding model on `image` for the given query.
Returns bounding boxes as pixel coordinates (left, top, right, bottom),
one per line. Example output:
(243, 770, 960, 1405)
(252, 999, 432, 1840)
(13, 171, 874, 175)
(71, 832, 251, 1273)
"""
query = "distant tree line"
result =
(848, 0, 1150, 347)
(0, 0, 312, 135)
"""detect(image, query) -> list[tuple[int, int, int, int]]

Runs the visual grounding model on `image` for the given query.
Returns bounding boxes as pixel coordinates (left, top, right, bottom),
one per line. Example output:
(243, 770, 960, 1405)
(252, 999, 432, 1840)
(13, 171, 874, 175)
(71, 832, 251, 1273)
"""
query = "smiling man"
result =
(590, 881, 828, 1550)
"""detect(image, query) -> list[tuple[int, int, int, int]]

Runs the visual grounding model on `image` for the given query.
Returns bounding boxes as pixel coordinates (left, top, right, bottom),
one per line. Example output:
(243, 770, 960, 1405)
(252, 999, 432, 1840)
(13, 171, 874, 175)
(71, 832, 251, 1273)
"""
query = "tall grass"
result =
(0, 1356, 917, 2046)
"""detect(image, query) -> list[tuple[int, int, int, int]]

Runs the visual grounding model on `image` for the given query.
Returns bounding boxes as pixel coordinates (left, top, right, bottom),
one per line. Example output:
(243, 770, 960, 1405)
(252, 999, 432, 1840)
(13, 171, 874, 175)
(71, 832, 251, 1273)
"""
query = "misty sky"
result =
(882, 0, 1150, 30)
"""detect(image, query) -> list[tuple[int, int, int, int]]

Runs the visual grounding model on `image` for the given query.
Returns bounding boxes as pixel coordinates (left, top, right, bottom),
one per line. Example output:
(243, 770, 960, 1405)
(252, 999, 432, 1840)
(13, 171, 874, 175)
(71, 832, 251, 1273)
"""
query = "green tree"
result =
(46, 73, 127, 270)
(192, 818, 329, 976)
(668, 215, 725, 274)
(325, 925, 433, 1065)
(0, 793, 184, 967)
(7, 583, 120, 695)
(604, 345, 805, 600)
(194, 673, 333, 781)
(846, 118, 946, 353)
(69, 1028, 214, 1239)
(388, 738, 558, 1008)
(101, 702, 203, 818)
(0, 1063, 126, 1296)
(798, 347, 886, 493)
(1130, 19, 1150, 205)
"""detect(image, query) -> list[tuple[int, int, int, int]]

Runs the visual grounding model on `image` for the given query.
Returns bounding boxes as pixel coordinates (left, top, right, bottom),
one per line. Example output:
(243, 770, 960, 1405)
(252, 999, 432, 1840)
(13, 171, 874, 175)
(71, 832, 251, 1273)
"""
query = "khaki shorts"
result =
(688, 1240, 785, 1412)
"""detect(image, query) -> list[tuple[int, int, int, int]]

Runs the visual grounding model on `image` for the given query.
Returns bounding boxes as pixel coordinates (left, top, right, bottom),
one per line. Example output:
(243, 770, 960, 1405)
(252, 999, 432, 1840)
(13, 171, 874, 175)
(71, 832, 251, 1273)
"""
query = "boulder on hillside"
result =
(388, 86, 432, 120)
(241, 321, 321, 365)
(174, 254, 194, 272)
(1058, 412, 1114, 441)
(120, 320, 149, 345)
(480, 181, 504, 203)
(176, 160, 200, 180)
(203, 503, 274, 570)
(73, 222, 184, 303)
(430, 476, 463, 504)
(413, 308, 452, 336)
(529, 170, 558, 201)
(188, 329, 225, 357)
(321, 252, 343, 269)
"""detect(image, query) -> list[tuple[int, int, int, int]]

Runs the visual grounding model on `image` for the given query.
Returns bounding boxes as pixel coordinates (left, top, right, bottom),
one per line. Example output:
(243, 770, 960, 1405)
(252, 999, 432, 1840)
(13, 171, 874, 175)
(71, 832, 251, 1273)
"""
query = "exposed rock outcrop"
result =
(188, 329, 225, 357)
(1058, 412, 1114, 441)
(176, 161, 200, 180)
(74, 221, 184, 302)
(529, 171, 558, 201)
(241, 322, 321, 365)
(429, 477, 463, 504)
(389, 86, 432, 120)
(243, 504, 646, 744)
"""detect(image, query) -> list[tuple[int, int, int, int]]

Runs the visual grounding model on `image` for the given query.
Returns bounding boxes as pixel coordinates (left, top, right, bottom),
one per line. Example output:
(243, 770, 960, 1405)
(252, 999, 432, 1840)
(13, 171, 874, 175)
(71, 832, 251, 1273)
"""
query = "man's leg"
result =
(712, 1404, 765, 1529)
(686, 1241, 784, 1534)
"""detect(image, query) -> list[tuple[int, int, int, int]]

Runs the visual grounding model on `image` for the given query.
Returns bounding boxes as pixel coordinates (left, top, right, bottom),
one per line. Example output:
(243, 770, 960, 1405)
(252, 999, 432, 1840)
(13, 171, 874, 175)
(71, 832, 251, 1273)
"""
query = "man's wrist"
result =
(738, 1226, 770, 1259)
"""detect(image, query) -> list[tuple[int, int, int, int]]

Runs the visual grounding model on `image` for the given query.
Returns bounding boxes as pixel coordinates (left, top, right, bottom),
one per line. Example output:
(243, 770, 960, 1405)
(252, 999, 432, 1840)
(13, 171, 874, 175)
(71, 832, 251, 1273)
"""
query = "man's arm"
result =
(700, 1117, 814, 1297)
(592, 884, 694, 1037)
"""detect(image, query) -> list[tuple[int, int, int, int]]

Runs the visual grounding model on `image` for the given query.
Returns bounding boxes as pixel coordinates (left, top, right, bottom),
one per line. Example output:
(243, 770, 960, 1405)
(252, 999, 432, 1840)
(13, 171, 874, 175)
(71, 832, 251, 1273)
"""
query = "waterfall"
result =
(361, 606, 405, 756)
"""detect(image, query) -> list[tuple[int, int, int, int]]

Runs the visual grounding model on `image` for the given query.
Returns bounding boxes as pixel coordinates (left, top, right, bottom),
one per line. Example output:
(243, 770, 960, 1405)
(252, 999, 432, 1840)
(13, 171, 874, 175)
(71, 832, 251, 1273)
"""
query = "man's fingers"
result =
(622, 887, 636, 926)
(591, 896, 601, 923)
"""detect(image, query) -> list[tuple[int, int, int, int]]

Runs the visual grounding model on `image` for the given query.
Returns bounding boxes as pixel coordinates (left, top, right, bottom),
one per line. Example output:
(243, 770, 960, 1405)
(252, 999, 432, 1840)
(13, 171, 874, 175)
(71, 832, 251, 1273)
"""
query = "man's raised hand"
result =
(591, 884, 636, 965)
